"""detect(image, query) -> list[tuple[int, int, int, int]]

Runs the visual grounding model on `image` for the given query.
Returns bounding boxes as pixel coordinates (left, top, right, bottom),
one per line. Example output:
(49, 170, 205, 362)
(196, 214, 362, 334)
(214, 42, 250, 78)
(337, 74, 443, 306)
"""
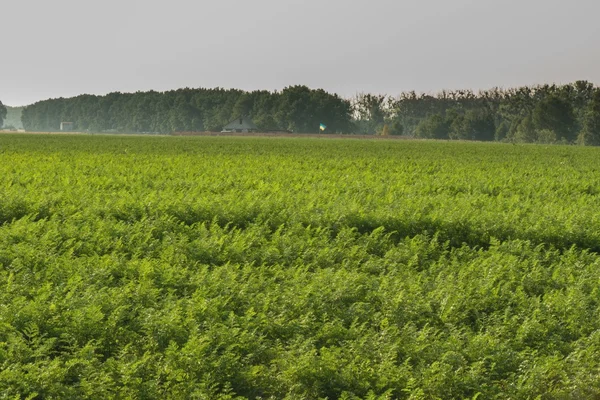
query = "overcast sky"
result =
(2, 0, 599, 106)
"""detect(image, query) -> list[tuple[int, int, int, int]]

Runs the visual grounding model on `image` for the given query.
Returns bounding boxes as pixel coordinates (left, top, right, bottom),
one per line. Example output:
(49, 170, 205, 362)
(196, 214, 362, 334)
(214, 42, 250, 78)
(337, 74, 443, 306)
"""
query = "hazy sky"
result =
(2, 0, 599, 106)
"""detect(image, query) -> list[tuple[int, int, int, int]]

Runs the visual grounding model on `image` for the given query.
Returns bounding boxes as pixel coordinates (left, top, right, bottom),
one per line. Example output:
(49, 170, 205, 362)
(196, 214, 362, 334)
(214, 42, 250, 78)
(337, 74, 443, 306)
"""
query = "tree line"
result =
(20, 86, 353, 134)
(16, 81, 600, 144)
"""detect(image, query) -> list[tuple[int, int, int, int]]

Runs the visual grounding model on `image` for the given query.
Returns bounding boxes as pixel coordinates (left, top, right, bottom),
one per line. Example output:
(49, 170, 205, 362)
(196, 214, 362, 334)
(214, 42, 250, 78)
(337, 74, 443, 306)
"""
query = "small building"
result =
(60, 122, 74, 131)
(222, 116, 257, 133)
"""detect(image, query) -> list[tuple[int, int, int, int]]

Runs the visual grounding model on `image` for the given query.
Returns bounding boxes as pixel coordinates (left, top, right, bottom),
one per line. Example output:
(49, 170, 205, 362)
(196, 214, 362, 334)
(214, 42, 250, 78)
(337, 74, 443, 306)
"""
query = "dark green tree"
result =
(352, 93, 388, 134)
(449, 109, 495, 141)
(532, 95, 577, 142)
(388, 118, 404, 135)
(578, 89, 600, 146)
(448, 109, 468, 140)
(232, 93, 253, 118)
(0, 101, 6, 127)
(415, 114, 449, 139)
(514, 115, 537, 143)
(18, 81, 599, 139)
(495, 120, 510, 141)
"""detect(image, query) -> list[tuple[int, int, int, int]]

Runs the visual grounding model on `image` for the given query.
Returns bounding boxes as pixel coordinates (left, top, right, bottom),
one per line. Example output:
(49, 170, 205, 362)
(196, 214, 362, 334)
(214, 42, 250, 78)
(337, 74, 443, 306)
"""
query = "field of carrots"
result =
(1, 134, 600, 398)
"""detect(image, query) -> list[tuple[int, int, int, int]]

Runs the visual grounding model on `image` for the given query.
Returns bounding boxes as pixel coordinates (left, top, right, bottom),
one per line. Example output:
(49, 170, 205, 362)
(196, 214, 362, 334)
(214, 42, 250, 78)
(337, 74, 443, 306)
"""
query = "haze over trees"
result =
(19, 81, 600, 144)
(1, 106, 24, 130)
(0, 101, 6, 128)
(21, 87, 353, 134)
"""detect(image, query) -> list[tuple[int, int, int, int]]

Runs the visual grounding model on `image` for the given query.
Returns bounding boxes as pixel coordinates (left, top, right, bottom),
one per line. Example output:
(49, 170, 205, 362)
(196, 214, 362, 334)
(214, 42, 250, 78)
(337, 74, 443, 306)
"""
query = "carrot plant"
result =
(1, 134, 600, 398)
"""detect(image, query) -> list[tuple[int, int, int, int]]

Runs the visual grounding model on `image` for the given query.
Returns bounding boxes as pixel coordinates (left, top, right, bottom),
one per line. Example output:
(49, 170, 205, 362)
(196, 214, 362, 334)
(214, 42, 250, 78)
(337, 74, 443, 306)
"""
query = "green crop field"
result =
(1, 134, 600, 399)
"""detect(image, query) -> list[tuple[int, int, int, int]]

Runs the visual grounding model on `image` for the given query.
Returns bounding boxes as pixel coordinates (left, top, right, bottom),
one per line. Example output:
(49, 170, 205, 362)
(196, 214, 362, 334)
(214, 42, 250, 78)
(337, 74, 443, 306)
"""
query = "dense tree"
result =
(0, 101, 6, 127)
(532, 95, 577, 141)
(514, 115, 537, 143)
(494, 120, 510, 141)
(1, 106, 23, 129)
(536, 129, 558, 144)
(469, 109, 496, 141)
(19, 81, 600, 144)
(578, 89, 600, 146)
(22, 87, 352, 134)
(448, 109, 495, 141)
(232, 93, 253, 119)
(387, 118, 404, 135)
(352, 93, 389, 134)
(415, 114, 449, 139)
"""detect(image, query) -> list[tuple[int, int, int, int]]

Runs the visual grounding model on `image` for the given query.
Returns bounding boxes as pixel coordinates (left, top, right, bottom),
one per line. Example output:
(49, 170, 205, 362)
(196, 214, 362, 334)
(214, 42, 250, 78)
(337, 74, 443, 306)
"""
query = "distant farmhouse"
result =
(60, 122, 74, 132)
(222, 116, 257, 133)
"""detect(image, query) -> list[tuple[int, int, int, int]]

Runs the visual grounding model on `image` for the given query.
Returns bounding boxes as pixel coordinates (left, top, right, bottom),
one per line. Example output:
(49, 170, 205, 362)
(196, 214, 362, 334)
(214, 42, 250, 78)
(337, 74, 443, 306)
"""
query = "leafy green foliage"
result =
(532, 95, 577, 141)
(1, 106, 24, 130)
(514, 115, 537, 143)
(2, 135, 600, 398)
(0, 101, 7, 127)
(578, 89, 600, 146)
(449, 109, 495, 141)
(20, 87, 353, 134)
(19, 81, 600, 144)
(414, 114, 449, 139)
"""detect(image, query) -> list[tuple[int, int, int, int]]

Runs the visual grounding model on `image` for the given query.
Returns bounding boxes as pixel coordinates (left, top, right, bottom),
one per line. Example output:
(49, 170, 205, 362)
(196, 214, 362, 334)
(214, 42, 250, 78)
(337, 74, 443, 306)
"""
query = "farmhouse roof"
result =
(222, 116, 257, 131)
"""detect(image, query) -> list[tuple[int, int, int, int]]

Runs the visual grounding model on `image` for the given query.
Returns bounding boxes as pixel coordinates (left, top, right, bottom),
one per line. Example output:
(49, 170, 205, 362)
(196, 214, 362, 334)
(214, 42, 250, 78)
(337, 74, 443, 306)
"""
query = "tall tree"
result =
(448, 109, 495, 141)
(352, 93, 389, 134)
(514, 115, 537, 143)
(0, 101, 6, 127)
(578, 89, 600, 146)
(532, 95, 577, 142)
(415, 114, 449, 139)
